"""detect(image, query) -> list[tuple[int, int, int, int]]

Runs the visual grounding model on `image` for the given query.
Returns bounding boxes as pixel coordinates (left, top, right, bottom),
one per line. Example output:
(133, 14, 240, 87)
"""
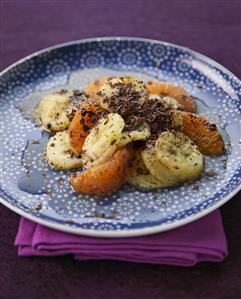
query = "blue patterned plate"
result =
(0, 38, 240, 237)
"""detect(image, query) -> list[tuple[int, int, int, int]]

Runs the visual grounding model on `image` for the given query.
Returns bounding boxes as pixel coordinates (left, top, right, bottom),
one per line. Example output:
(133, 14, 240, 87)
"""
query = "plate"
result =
(0, 37, 240, 237)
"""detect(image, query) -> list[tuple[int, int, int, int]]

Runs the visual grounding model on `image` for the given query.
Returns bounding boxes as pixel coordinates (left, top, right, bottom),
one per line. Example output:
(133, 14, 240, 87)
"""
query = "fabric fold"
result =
(15, 210, 227, 266)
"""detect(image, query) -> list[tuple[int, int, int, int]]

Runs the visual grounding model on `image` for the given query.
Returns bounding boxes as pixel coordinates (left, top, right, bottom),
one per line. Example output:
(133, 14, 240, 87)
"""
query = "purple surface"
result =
(15, 212, 227, 266)
(0, 1, 241, 298)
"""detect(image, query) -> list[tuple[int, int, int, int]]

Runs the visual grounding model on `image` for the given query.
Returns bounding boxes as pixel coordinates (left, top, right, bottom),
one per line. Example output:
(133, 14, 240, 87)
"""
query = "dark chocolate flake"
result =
(208, 123, 217, 131)
(64, 219, 74, 224)
(195, 83, 203, 89)
(110, 139, 117, 145)
(46, 189, 53, 196)
(75, 152, 82, 159)
(58, 89, 68, 95)
(206, 170, 217, 177)
(34, 203, 42, 211)
(89, 117, 96, 124)
(192, 185, 199, 191)
(56, 177, 64, 184)
(82, 124, 90, 132)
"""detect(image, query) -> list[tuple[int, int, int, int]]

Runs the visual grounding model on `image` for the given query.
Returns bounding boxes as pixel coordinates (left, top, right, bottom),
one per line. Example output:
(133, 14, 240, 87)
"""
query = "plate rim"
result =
(0, 36, 241, 238)
(1, 36, 241, 82)
(1, 183, 241, 238)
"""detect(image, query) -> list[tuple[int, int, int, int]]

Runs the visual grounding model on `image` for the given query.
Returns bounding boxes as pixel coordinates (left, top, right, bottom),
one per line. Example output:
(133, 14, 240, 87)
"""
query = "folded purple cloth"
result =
(15, 210, 227, 266)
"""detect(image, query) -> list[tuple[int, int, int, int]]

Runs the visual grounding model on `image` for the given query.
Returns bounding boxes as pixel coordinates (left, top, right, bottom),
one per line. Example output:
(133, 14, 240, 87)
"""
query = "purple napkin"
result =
(15, 210, 227, 266)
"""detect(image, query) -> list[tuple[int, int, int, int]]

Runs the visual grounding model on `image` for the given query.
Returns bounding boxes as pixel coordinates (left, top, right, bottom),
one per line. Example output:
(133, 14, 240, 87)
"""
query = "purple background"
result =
(0, 1, 241, 298)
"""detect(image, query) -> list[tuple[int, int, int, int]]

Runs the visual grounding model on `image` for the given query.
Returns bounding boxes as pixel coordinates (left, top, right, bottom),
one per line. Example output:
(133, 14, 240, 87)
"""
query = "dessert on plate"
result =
(36, 76, 225, 195)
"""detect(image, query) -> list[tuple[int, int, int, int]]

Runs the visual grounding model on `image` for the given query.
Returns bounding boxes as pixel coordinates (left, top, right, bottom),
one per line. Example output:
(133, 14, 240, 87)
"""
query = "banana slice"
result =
(127, 150, 166, 189)
(81, 113, 125, 169)
(127, 149, 175, 189)
(97, 76, 149, 111)
(155, 131, 204, 182)
(128, 174, 170, 189)
(129, 150, 149, 177)
(118, 123, 151, 147)
(46, 130, 82, 170)
(142, 143, 178, 187)
(149, 94, 183, 110)
(37, 90, 73, 132)
(37, 90, 87, 132)
(170, 109, 183, 130)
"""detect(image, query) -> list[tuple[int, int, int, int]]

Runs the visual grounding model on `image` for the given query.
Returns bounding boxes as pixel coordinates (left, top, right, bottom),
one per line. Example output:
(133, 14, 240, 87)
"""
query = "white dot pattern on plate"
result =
(0, 38, 241, 232)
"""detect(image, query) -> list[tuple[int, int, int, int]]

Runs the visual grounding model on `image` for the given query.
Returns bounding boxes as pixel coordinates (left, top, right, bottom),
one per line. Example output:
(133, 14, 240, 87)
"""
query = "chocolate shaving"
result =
(138, 98, 173, 133)
(192, 185, 200, 191)
(206, 170, 217, 177)
(101, 79, 148, 118)
(124, 115, 145, 131)
(58, 89, 69, 95)
(64, 219, 74, 224)
(208, 123, 217, 131)
(34, 203, 42, 211)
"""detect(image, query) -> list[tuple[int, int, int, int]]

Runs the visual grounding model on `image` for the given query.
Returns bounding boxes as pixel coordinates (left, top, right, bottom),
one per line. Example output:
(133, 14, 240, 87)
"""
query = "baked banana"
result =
(81, 113, 125, 169)
(142, 143, 179, 187)
(37, 90, 74, 132)
(127, 150, 167, 189)
(128, 150, 149, 177)
(97, 76, 149, 112)
(46, 130, 82, 170)
(149, 94, 183, 110)
(127, 174, 169, 189)
(155, 131, 204, 182)
(118, 123, 151, 147)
